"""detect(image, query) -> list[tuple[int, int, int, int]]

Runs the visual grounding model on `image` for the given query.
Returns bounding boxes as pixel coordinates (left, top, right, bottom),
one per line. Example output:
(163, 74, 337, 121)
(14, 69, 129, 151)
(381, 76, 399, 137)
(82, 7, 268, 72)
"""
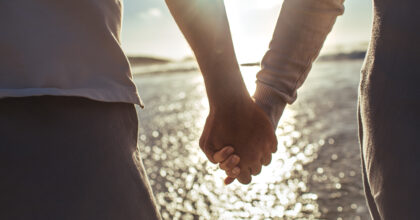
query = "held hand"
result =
(199, 97, 277, 184)
(212, 146, 241, 185)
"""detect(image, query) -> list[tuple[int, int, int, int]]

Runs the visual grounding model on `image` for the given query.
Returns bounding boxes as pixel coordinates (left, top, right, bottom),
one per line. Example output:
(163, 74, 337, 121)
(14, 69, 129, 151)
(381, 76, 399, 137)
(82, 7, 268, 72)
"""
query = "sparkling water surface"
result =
(133, 60, 370, 220)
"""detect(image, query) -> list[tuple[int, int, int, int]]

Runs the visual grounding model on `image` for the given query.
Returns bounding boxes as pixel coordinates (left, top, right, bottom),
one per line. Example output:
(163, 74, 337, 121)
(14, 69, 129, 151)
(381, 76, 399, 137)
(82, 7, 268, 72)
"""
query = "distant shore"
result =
(128, 50, 366, 68)
(127, 56, 171, 66)
(240, 51, 367, 67)
(129, 50, 367, 76)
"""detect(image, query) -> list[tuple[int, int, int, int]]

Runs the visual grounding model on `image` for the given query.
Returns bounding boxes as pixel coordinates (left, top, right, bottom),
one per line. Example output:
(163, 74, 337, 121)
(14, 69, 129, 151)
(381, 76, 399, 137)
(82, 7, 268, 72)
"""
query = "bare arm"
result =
(165, 0, 249, 110)
(165, 0, 277, 184)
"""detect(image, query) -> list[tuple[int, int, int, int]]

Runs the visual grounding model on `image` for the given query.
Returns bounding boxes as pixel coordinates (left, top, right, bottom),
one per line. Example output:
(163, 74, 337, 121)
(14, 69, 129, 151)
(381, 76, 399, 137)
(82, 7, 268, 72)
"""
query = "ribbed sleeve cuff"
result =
(253, 83, 288, 129)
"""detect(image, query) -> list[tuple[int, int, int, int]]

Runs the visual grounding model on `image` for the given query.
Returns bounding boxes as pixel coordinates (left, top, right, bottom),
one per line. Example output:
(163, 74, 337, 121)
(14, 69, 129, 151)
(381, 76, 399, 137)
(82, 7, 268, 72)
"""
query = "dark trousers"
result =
(0, 96, 161, 220)
(359, 71, 420, 219)
(359, 1, 420, 218)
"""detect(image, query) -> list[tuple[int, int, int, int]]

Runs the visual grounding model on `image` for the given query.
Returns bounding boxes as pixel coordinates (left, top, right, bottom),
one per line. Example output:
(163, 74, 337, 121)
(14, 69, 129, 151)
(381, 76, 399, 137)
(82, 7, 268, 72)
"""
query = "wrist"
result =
(204, 68, 251, 113)
(209, 86, 252, 114)
(253, 83, 287, 129)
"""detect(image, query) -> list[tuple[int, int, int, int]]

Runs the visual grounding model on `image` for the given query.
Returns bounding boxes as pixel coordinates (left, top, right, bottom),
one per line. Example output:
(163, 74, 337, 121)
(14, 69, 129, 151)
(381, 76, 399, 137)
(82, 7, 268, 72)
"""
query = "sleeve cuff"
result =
(253, 83, 288, 129)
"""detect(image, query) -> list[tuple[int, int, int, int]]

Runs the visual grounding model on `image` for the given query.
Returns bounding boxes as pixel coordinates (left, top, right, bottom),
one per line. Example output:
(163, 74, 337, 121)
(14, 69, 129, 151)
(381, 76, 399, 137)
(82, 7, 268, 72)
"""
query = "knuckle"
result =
(271, 141, 278, 153)
(264, 155, 272, 166)
(237, 169, 252, 184)
(228, 155, 238, 165)
(226, 169, 238, 178)
(238, 176, 252, 185)
(223, 162, 232, 170)
(199, 137, 209, 150)
(223, 149, 231, 158)
(251, 165, 262, 175)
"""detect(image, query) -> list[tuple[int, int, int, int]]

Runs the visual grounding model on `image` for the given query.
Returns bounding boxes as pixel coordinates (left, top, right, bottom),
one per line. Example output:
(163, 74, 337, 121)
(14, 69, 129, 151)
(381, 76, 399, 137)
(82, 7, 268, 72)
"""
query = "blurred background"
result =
(122, 0, 373, 219)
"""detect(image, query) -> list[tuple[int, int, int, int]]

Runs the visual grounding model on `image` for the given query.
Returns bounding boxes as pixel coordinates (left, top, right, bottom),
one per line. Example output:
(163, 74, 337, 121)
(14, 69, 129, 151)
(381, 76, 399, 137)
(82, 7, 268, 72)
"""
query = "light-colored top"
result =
(254, 0, 420, 128)
(0, 0, 143, 106)
(253, 0, 345, 127)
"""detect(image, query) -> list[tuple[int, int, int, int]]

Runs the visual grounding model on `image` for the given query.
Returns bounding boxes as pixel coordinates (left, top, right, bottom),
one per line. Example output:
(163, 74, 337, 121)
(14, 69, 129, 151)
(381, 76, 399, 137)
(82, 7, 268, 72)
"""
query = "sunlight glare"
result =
(240, 66, 259, 95)
(224, 0, 283, 63)
(256, 0, 283, 9)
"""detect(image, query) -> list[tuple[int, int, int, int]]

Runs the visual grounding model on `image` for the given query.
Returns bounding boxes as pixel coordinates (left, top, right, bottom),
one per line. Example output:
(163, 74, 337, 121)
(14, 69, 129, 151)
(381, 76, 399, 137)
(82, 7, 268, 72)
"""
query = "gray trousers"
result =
(0, 96, 161, 220)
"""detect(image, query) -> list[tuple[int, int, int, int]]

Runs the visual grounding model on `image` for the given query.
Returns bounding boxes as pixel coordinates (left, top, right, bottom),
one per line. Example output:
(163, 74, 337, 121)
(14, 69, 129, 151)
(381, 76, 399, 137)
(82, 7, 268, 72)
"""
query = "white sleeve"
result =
(253, 0, 345, 128)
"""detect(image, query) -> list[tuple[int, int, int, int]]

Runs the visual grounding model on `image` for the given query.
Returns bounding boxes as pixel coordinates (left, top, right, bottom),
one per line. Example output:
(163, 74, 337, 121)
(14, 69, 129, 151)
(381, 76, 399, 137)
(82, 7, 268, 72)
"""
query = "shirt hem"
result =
(0, 88, 144, 108)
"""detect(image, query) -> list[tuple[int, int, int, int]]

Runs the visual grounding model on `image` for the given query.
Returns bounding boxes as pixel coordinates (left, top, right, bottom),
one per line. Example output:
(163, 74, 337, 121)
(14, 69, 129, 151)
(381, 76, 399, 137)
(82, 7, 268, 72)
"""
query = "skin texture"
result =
(200, 98, 277, 184)
(213, 146, 241, 184)
(165, 0, 277, 184)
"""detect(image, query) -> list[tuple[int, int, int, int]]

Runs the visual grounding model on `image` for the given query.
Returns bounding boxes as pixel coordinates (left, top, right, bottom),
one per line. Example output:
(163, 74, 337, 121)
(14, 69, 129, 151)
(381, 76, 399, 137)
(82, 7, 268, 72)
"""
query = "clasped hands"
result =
(199, 96, 277, 185)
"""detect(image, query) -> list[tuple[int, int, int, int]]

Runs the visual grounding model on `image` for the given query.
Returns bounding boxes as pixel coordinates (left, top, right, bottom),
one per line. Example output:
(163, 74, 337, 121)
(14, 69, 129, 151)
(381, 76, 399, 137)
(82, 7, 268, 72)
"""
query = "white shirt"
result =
(0, 0, 143, 106)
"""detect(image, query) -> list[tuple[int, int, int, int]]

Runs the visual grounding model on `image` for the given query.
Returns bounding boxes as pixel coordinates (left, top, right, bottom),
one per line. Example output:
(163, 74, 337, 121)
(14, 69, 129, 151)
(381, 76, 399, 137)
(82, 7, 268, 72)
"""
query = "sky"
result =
(121, 0, 373, 62)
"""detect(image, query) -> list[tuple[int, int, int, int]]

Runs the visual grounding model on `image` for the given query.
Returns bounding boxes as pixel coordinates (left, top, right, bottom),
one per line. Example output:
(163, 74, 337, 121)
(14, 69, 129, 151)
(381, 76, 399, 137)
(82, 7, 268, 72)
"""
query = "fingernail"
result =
(232, 167, 240, 175)
(231, 155, 239, 163)
(225, 146, 234, 154)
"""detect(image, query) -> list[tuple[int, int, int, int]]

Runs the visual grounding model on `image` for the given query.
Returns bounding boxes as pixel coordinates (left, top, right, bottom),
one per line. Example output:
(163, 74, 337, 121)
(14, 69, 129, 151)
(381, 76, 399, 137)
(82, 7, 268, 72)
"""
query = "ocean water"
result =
(133, 59, 370, 220)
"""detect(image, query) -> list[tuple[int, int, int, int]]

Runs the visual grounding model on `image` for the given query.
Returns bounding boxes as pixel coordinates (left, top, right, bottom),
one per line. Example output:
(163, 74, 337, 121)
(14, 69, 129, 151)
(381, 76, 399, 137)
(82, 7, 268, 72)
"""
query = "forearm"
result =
(253, 0, 345, 127)
(165, 0, 250, 111)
